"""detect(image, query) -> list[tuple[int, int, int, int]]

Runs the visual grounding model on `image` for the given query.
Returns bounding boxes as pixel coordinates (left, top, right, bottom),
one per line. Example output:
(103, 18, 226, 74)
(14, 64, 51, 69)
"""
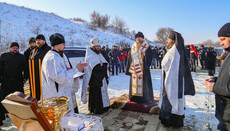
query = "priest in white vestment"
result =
(158, 31, 195, 127)
(81, 38, 110, 114)
(125, 32, 154, 104)
(42, 33, 87, 113)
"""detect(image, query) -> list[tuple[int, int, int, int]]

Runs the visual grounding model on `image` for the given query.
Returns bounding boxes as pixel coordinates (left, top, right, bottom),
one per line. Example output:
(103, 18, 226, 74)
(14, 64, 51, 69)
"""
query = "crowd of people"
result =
(185, 44, 220, 76)
(0, 22, 229, 130)
(101, 42, 224, 78)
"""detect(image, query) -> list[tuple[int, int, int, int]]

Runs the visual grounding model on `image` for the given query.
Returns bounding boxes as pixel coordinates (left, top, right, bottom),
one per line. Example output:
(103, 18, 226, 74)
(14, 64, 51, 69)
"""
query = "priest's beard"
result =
(59, 50, 64, 57)
(137, 41, 143, 45)
(166, 42, 174, 49)
(91, 47, 100, 54)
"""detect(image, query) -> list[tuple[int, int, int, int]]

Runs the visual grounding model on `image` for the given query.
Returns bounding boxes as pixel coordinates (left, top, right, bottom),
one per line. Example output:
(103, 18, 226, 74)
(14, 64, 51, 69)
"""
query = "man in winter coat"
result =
(108, 45, 120, 75)
(198, 45, 207, 70)
(204, 22, 230, 131)
(101, 45, 110, 63)
(118, 46, 127, 73)
(0, 42, 28, 126)
(151, 46, 158, 69)
(190, 44, 198, 72)
(206, 46, 217, 76)
(29, 34, 51, 100)
(157, 47, 164, 69)
(24, 37, 36, 62)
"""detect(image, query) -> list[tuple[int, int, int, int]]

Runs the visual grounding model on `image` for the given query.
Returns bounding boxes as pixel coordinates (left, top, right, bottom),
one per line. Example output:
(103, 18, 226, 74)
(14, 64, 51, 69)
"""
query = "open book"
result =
(73, 72, 85, 79)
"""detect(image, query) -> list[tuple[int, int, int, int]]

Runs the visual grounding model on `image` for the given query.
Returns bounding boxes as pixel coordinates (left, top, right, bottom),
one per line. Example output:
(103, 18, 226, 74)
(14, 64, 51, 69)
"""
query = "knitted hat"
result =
(218, 23, 230, 37)
(49, 33, 65, 46)
(10, 42, 19, 48)
(35, 34, 46, 41)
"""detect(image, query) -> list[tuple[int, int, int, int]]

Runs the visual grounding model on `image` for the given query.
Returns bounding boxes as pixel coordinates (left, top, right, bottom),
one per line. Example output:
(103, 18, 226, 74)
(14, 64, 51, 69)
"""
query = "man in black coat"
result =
(198, 45, 207, 70)
(151, 46, 158, 69)
(101, 45, 110, 63)
(205, 22, 230, 131)
(24, 37, 36, 62)
(29, 34, 51, 100)
(108, 45, 120, 75)
(206, 47, 217, 76)
(0, 42, 28, 126)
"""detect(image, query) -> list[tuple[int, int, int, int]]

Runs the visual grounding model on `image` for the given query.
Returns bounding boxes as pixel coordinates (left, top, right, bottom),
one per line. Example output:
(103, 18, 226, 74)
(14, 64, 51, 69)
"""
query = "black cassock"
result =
(29, 43, 51, 100)
(88, 63, 109, 114)
(125, 47, 154, 104)
(0, 52, 28, 125)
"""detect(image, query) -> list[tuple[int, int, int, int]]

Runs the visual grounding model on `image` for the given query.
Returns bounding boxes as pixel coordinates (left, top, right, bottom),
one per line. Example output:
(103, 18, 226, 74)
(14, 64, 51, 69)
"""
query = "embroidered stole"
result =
(129, 40, 149, 96)
(62, 55, 77, 108)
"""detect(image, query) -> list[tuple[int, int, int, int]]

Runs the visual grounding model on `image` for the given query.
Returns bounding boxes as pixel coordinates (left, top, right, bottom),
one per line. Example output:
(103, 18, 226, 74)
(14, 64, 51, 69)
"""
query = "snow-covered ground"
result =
(77, 68, 219, 130)
(0, 68, 219, 131)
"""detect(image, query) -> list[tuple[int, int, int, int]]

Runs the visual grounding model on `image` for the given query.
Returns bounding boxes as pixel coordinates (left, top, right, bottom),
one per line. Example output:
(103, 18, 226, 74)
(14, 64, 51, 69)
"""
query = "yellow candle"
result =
(32, 59, 36, 98)
(28, 59, 34, 97)
(39, 59, 43, 105)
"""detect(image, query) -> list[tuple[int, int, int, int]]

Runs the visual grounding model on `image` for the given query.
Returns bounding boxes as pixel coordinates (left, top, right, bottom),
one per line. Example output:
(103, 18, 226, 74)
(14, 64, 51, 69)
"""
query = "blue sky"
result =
(0, 0, 229, 44)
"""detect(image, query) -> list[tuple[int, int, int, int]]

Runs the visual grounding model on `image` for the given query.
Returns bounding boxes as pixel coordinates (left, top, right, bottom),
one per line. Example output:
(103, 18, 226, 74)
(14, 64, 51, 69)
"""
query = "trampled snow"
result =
(75, 68, 219, 130)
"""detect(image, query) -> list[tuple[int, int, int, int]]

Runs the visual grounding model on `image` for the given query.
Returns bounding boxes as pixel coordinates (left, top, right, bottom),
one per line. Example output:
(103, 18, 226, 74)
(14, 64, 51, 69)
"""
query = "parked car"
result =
(64, 46, 86, 67)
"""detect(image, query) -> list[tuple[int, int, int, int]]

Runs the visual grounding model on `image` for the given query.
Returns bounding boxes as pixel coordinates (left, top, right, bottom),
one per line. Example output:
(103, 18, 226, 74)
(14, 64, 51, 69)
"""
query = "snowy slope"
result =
(0, 2, 159, 51)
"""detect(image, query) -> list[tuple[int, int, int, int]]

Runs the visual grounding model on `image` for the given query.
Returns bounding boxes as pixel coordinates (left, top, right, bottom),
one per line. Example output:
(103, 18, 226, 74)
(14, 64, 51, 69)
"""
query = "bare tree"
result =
(90, 11, 109, 29)
(214, 41, 221, 47)
(202, 39, 214, 46)
(100, 14, 109, 30)
(198, 39, 221, 47)
(19, 41, 27, 52)
(155, 27, 174, 44)
(131, 30, 136, 35)
(112, 16, 127, 34)
(90, 11, 101, 27)
(130, 30, 136, 40)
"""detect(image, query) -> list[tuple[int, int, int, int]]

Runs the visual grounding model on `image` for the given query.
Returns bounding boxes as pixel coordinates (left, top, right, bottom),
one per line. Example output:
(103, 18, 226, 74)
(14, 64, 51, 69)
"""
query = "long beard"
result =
(91, 47, 100, 54)
(137, 41, 143, 44)
(59, 50, 64, 57)
(94, 49, 100, 54)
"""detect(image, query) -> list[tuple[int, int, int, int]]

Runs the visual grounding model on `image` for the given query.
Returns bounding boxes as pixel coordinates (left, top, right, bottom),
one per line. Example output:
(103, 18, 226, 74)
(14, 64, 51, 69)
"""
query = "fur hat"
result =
(49, 33, 65, 46)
